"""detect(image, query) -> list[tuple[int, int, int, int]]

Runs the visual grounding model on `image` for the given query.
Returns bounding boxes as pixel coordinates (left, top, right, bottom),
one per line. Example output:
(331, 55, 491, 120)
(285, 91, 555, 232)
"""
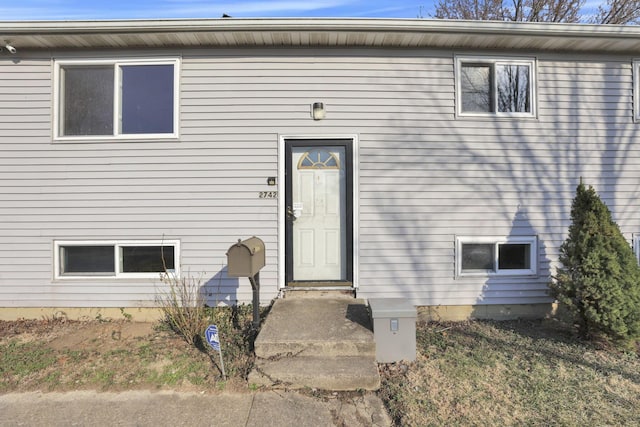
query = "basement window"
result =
(54, 58, 179, 140)
(456, 236, 537, 276)
(55, 240, 179, 279)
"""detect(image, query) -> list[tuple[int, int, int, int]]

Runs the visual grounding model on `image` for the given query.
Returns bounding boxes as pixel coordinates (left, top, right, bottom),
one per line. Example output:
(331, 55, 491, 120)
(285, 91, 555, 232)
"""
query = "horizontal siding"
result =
(2, 50, 640, 309)
(356, 54, 640, 306)
(0, 54, 281, 308)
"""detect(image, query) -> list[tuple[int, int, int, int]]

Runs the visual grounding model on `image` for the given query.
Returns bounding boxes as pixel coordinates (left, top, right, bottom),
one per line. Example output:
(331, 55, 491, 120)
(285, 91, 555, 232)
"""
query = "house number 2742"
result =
(259, 191, 278, 199)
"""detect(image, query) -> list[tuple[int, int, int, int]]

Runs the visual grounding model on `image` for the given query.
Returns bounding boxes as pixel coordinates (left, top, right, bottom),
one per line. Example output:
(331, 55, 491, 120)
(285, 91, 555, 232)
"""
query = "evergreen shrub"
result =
(550, 182, 640, 343)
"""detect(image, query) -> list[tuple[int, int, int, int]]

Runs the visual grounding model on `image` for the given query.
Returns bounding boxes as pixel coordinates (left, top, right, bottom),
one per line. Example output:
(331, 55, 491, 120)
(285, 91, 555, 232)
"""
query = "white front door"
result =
(287, 144, 349, 282)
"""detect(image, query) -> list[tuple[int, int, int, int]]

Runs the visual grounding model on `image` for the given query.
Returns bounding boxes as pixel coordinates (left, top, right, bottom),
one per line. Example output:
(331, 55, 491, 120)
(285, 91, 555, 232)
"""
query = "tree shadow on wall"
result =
(201, 266, 240, 307)
(471, 207, 554, 320)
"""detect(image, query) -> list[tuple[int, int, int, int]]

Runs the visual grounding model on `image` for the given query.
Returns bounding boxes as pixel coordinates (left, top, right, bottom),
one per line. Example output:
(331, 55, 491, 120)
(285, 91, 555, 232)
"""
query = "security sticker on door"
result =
(292, 203, 304, 218)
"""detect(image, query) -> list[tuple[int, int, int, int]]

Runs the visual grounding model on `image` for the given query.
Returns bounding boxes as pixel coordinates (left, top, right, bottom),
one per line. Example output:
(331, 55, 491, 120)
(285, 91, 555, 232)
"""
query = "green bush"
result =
(550, 182, 640, 343)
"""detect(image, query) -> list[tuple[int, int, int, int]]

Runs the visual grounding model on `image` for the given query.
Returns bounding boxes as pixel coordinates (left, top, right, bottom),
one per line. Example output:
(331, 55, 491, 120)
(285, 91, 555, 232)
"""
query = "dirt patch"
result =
(48, 322, 155, 351)
(0, 318, 83, 345)
(0, 319, 156, 351)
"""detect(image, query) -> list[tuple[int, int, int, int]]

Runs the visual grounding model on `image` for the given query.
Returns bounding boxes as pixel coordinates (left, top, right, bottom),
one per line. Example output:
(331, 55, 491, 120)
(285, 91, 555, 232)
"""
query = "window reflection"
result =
(459, 59, 533, 115)
(461, 64, 492, 113)
(497, 65, 530, 113)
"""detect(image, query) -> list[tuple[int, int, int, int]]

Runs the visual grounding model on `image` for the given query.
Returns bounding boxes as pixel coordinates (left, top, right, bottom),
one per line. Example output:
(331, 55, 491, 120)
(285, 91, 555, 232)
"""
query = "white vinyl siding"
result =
(2, 50, 640, 310)
(1, 54, 279, 308)
(356, 55, 637, 306)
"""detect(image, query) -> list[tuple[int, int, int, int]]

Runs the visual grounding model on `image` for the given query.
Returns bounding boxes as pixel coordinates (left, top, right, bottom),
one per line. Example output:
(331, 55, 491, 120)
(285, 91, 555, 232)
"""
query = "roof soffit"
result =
(1, 18, 640, 54)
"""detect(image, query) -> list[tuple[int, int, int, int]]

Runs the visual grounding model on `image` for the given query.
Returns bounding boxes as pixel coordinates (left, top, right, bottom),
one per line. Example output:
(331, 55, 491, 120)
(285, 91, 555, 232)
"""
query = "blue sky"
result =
(1, 0, 437, 21)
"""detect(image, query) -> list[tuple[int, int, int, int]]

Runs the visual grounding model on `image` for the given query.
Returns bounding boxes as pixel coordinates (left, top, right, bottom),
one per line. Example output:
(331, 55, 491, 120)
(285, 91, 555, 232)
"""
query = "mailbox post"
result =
(226, 237, 265, 329)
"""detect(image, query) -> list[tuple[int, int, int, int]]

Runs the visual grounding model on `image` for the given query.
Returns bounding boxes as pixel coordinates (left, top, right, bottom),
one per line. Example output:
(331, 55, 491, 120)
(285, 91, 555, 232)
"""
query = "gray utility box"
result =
(369, 298, 417, 363)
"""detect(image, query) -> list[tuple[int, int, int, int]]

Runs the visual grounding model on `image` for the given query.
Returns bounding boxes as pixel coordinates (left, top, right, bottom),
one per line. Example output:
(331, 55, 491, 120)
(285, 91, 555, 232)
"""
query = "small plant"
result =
(205, 304, 263, 378)
(119, 308, 133, 322)
(156, 269, 209, 347)
(550, 182, 640, 343)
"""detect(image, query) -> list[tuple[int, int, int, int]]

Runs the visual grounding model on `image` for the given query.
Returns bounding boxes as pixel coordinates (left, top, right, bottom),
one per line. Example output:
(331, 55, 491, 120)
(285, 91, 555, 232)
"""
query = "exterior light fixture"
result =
(4, 43, 16, 54)
(312, 102, 325, 120)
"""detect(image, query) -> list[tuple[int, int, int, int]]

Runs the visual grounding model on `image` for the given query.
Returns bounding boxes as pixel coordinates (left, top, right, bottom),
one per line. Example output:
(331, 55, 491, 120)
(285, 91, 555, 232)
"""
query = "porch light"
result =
(312, 102, 325, 120)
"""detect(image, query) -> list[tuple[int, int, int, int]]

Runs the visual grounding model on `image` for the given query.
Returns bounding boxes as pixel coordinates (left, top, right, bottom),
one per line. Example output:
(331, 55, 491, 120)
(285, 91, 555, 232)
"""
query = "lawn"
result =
(379, 319, 640, 426)
(0, 305, 262, 393)
(2, 310, 639, 426)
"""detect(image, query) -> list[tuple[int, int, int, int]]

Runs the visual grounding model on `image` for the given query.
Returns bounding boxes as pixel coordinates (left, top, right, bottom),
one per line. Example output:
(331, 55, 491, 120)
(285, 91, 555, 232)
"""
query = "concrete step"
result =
(249, 356, 381, 391)
(255, 338, 375, 359)
(251, 296, 380, 391)
(284, 289, 354, 298)
(254, 297, 375, 358)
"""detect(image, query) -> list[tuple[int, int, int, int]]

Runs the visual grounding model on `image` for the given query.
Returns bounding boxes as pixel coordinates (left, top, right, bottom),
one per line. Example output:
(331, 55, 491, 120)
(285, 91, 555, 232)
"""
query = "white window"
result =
(54, 58, 180, 140)
(456, 236, 537, 276)
(54, 240, 180, 279)
(634, 60, 640, 121)
(456, 56, 536, 117)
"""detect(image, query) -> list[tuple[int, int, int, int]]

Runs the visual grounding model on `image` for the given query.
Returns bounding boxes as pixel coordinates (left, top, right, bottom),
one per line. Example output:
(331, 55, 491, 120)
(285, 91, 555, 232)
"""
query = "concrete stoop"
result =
(249, 356, 380, 391)
(249, 296, 381, 391)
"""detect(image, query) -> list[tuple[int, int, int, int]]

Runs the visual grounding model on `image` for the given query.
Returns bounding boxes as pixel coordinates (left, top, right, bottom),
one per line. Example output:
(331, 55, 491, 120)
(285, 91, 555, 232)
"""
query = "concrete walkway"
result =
(0, 390, 392, 427)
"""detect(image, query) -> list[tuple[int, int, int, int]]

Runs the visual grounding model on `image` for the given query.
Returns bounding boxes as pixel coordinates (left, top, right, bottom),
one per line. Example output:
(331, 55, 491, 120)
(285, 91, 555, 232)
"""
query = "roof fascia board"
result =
(2, 18, 639, 39)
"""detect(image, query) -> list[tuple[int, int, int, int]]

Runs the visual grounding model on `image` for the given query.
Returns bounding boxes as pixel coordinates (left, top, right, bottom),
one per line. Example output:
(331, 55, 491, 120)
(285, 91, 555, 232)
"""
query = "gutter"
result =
(1, 17, 639, 40)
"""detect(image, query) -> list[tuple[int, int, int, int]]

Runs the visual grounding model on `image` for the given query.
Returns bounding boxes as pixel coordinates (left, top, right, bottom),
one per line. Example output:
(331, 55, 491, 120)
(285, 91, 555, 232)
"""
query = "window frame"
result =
(54, 240, 180, 280)
(456, 236, 537, 277)
(634, 60, 640, 122)
(455, 56, 537, 118)
(53, 58, 180, 141)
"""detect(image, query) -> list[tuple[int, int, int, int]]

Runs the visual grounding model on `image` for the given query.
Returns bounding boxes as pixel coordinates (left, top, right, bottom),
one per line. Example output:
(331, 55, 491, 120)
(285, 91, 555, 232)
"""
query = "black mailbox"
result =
(226, 237, 265, 277)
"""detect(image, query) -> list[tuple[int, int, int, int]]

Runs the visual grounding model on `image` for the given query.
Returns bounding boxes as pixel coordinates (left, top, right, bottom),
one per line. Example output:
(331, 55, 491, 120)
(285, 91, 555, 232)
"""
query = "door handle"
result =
(286, 206, 297, 222)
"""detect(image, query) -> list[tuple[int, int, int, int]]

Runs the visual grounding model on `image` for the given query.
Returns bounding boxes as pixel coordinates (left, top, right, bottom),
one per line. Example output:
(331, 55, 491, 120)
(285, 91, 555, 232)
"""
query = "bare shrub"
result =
(156, 270, 209, 347)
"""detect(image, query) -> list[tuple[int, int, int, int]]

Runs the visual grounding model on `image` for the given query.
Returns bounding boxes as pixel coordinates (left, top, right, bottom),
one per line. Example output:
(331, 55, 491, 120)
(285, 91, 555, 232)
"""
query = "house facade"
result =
(2, 18, 640, 320)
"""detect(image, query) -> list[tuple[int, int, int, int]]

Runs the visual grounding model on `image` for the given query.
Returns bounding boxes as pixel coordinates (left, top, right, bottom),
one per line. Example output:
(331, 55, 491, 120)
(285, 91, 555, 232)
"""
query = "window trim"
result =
(456, 236, 537, 277)
(53, 58, 180, 141)
(634, 60, 640, 122)
(54, 240, 180, 280)
(455, 55, 537, 118)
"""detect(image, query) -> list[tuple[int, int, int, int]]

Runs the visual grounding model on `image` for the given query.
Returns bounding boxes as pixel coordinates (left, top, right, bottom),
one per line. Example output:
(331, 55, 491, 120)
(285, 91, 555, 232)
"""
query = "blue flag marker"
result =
(205, 324, 221, 352)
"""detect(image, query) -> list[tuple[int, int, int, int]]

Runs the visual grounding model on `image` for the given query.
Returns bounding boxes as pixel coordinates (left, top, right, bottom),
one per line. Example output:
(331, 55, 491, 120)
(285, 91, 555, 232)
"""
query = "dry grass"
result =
(0, 305, 265, 393)
(379, 319, 640, 426)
